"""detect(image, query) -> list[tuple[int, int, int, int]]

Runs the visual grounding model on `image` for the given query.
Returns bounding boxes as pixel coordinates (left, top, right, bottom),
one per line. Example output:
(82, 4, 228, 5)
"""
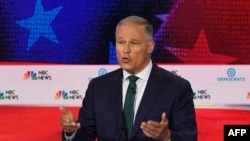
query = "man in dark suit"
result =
(60, 15, 197, 141)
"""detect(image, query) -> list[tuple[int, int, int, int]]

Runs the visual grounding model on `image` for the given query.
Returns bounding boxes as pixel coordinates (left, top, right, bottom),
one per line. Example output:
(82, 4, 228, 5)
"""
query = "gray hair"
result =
(116, 15, 154, 40)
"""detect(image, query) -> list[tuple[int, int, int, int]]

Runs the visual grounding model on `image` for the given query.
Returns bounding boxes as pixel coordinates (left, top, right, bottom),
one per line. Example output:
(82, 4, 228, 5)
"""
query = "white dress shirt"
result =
(122, 60, 152, 121)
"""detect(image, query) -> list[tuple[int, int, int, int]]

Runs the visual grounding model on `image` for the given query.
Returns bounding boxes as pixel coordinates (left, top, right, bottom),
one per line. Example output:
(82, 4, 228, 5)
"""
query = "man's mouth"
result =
(122, 57, 130, 63)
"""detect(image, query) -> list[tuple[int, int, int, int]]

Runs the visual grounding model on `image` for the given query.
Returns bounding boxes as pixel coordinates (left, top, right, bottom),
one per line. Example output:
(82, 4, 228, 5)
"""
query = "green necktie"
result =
(124, 75, 139, 138)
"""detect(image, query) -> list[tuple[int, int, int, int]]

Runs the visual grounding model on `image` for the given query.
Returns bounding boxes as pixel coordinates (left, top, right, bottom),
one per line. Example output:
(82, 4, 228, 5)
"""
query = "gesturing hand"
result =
(60, 107, 80, 134)
(140, 112, 171, 141)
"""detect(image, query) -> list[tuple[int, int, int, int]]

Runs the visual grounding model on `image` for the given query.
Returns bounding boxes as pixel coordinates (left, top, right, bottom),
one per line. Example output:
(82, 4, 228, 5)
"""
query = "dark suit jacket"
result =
(63, 64, 197, 141)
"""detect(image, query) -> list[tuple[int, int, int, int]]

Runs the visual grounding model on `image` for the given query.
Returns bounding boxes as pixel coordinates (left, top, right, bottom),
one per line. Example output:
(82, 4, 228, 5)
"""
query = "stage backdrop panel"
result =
(1, 65, 249, 109)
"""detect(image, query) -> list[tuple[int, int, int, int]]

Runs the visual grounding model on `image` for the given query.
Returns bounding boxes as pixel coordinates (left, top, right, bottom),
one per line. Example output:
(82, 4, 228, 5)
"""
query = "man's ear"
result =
(147, 41, 155, 54)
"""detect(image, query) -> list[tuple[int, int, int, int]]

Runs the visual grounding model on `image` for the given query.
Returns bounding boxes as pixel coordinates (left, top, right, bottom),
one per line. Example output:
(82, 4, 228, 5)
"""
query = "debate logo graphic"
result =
(88, 68, 108, 81)
(217, 68, 245, 82)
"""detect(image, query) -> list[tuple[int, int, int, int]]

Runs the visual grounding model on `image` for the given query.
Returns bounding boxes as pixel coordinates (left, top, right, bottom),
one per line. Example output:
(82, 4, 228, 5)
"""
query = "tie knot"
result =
(128, 75, 139, 83)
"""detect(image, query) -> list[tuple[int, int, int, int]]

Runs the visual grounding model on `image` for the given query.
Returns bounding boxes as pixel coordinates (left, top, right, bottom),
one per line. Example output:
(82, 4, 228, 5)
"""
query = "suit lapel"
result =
(109, 69, 124, 131)
(130, 65, 163, 138)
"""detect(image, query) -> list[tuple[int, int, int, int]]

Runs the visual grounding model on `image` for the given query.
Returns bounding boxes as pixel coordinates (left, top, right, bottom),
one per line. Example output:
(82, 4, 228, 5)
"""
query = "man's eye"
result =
(118, 41, 125, 44)
(131, 42, 139, 45)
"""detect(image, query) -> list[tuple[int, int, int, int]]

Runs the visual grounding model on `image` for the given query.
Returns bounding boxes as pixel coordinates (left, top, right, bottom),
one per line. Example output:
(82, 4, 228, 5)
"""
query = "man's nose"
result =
(123, 44, 131, 53)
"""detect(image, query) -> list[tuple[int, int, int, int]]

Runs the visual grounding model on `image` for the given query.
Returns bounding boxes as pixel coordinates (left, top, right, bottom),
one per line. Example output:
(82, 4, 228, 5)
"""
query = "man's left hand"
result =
(140, 112, 171, 141)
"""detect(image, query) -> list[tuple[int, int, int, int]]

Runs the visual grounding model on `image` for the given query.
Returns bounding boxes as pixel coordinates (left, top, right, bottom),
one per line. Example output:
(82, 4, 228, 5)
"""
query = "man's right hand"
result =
(60, 107, 81, 134)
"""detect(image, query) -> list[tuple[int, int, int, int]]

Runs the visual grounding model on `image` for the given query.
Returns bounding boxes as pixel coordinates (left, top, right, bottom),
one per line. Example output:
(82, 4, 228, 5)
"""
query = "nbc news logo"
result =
(193, 89, 211, 100)
(0, 90, 19, 100)
(54, 90, 82, 100)
(23, 70, 52, 80)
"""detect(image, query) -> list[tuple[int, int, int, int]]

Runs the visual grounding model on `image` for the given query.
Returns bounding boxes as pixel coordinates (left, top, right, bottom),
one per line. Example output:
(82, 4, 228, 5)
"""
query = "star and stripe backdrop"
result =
(0, 0, 250, 141)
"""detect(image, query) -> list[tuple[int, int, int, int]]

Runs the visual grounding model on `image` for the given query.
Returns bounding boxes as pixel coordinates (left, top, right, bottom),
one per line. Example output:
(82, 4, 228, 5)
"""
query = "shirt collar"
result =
(123, 60, 152, 81)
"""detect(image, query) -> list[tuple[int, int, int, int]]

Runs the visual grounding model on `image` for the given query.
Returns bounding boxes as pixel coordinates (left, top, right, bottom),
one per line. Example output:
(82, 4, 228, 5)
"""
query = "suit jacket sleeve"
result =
(169, 80, 197, 141)
(62, 79, 97, 141)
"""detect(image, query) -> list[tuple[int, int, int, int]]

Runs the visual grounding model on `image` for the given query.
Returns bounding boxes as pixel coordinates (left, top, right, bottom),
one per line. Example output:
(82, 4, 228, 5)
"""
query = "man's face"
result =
(115, 23, 154, 74)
